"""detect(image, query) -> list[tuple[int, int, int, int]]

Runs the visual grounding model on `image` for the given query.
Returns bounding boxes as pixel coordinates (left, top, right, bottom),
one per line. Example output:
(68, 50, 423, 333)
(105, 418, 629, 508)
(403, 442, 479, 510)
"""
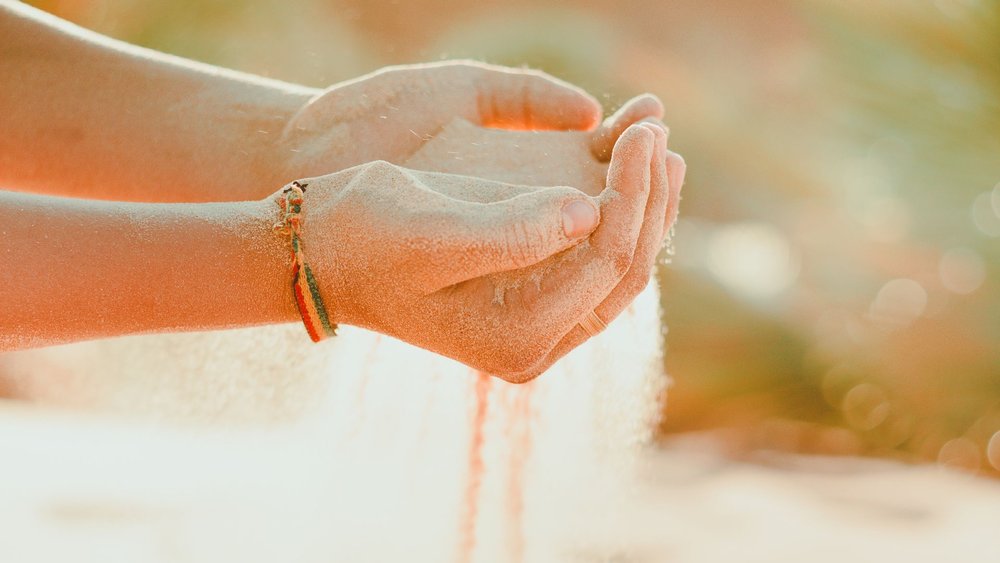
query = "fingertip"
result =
(561, 198, 600, 238)
(559, 84, 604, 129)
(591, 94, 664, 160)
(664, 150, 686, 231)
(604, 94, 664, 127)
(666, 150, 687, 182)
(564, 89, 604, 131)
(637, 117, 670, 145)
(605, 124, 655, 203)
(632, 93, 665, 120)
(638, 122, 667, 159)
(616, 93, 664, 127)
(612, 123, 656, 161)
(530, 71, 602, 129)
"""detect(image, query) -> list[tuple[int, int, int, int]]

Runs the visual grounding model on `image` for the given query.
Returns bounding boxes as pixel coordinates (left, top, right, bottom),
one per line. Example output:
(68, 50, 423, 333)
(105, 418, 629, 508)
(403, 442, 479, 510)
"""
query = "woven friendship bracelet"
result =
(274, 181, 338, 342)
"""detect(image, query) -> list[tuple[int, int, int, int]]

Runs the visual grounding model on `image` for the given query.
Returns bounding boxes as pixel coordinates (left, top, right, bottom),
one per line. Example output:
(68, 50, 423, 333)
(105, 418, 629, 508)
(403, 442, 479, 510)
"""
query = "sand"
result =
(404, 117, 609, 196)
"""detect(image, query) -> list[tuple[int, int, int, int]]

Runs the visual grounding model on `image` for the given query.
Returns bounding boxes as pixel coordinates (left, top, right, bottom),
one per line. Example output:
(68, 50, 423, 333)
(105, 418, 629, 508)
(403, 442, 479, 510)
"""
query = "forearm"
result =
(0, 190, 297, 351)
(0, 1, 318, 203)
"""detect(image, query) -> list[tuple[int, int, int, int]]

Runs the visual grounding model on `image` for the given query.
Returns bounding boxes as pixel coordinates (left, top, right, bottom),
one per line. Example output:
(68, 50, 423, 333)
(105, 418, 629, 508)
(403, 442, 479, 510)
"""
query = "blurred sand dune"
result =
(2, 406, 998, 563)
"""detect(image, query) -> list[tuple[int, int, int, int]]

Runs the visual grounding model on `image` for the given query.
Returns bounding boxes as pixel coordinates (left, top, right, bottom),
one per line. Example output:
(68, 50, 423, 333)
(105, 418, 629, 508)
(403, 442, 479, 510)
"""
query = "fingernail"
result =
(639, 119, 669, 145)
(562, 199, 599, 238)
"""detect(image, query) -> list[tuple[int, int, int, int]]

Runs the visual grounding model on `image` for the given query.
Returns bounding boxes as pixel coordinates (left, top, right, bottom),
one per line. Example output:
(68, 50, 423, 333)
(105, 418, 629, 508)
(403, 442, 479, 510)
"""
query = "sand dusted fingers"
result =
(508, 122, 687, 381)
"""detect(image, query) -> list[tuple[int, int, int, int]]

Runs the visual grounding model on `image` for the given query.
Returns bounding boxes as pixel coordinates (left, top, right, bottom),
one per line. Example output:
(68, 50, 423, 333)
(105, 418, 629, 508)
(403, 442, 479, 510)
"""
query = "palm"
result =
(404, 118, 609, 196)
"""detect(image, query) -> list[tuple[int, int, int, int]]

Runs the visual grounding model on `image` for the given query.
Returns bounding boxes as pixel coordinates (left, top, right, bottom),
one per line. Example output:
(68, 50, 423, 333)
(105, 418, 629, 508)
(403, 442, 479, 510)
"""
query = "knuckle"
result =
(503, 368, 542, 385)
(626, 268, 653, 296)
(642, 92, 665, 109)
(365, 159, 393, 172)
(375, 64, 413, 80)
(486, 349, 541, 380)
(433, 60, 480, 84)
(503, 221, 547, 268)
(607, 248, 634, 279)
(358, 160, 398, 179)
(504, 358, 551, 384)
(450, 59, 481, 72)
(518, 66, 554, 83)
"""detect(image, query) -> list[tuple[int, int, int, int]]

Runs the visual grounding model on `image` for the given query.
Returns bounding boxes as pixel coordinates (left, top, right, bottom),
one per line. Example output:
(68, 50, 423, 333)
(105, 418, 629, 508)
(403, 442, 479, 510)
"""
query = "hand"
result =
(269, 123, 672, 382)
(278, 60, 604, 180)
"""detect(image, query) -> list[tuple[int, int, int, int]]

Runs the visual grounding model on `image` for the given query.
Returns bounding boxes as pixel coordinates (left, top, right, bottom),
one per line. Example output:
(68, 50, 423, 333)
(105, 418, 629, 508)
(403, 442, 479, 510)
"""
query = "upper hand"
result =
(278, 60, 604, 180)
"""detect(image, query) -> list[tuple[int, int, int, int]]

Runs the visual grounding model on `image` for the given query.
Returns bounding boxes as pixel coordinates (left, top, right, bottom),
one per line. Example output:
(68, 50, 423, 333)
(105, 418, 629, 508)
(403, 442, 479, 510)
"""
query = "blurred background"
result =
(23, 0, 1000, 475)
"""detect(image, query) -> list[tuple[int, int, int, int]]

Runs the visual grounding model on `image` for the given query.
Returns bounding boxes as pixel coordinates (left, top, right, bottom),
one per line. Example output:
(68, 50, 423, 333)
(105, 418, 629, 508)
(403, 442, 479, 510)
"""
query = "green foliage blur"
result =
(30, 0, 1000, 473)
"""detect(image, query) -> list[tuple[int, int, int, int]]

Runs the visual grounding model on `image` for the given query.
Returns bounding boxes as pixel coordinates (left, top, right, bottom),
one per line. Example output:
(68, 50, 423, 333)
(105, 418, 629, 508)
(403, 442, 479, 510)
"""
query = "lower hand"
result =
(269, 122, 679, 382)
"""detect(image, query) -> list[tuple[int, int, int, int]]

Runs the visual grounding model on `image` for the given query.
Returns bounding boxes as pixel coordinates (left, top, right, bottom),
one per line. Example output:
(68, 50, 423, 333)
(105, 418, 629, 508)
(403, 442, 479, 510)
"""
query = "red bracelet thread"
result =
(274, 181, 337, 342)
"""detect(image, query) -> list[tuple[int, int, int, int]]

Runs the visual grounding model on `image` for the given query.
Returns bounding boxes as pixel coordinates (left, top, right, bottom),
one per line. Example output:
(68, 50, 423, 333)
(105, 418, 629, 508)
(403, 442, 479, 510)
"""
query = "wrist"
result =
(270, 182, 341, 340)
(271, 87, 363, 181)
(239, 197, 301, 325)
(234, 87, 319, 200)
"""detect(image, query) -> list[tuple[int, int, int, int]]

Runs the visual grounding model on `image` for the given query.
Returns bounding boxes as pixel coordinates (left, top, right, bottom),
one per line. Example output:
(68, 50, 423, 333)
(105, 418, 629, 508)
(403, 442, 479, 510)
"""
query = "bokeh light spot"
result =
(972, 191, 1000, 236)
(706, 222, 798, 300)
(868, 278, 928, 328)
(841, 383, 890, 431)
(939, 247, 986, 294)
(862, 196, 911, 243)
(938, 437, 982, 473)
(987, 431, 1000, 471)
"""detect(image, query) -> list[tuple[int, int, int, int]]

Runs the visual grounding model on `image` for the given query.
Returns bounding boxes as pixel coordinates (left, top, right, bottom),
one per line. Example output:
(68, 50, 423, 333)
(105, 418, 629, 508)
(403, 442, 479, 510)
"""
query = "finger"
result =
(590, 94, 665, 161)
(663, 150, 687, 238)
(590, 124, 656, 269)
(495, 124, 653, 364)
(638, 117, 670, 145)
(468, 62, 603, 131)
(431, 186, 600, 287)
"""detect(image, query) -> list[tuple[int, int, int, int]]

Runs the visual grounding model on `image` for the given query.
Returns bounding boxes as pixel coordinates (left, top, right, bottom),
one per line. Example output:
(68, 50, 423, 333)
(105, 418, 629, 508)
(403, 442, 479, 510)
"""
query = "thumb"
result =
(440, 187, 600, 286)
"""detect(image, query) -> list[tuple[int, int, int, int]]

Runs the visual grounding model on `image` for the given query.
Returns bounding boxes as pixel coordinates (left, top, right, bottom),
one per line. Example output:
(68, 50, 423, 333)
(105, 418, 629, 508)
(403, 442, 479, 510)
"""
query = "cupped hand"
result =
(278, 60, 665, 184)
(269, 123, 675, 381)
